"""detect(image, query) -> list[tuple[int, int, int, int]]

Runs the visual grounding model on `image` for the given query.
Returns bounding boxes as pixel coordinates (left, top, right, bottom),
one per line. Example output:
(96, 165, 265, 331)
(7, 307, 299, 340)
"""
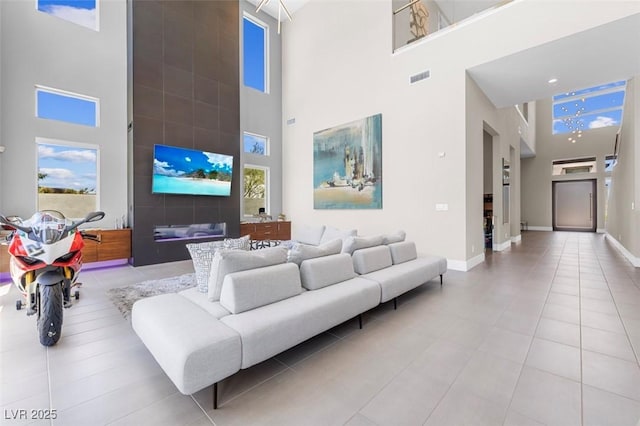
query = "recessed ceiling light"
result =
(548, 78, 558, 84)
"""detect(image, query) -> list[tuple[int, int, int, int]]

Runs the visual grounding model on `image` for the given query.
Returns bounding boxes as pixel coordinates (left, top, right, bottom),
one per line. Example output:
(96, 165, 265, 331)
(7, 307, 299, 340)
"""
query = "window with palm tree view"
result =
(243, 165, 268, 217)
(37, 139, 99, 218)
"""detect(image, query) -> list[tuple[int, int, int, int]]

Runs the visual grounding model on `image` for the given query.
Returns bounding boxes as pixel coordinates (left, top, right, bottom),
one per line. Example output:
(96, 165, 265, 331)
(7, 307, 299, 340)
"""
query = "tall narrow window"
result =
(37, 0, 98, 31)
(36, 87, 99, 127)
(243, 15, 267, 93)
(243, 132, 269, 156)
(243, 165, 268, 216)
(37, 139, 99, 218)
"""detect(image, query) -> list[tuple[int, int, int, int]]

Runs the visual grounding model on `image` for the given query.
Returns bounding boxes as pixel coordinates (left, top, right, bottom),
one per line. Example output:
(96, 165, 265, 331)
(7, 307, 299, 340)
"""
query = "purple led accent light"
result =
(0, 260, 129, 283)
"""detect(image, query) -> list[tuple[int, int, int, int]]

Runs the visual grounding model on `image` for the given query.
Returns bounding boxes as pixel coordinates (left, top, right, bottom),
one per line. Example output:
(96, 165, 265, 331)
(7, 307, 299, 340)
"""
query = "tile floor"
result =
(1, 231, 640, 425)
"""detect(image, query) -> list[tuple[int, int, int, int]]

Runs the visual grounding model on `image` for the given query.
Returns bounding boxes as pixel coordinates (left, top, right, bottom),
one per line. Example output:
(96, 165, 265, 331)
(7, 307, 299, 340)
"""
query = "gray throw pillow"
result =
(382, 230, 406, 245)
(186, 240, 226, 293)
(288, 238, 342, 266)
(319, 226, 357, 245)
(342, 235, 384, 255)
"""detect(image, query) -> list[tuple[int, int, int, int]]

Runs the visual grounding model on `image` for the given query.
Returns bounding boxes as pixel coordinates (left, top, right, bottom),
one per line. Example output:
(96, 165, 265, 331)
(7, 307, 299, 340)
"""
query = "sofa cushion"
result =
(219, 263, 302, 314)
(208, 246, 288, 301)
(352, 245, 392, 274)
(389, 241, 418, 265)
(299, 253, 357, 290)
(320, 226, 357, 245)
(342, 235, 384, 255)
(293, 224, 326, 246)
(383, 230, 406, 245)
(178, 287, 231, 319)
(131, 294, 241, 395)
(288, 238, 342, 266)
(186, 240, 227, 293)
(362, 256, 446, 302)
(221, 276, 380, 369)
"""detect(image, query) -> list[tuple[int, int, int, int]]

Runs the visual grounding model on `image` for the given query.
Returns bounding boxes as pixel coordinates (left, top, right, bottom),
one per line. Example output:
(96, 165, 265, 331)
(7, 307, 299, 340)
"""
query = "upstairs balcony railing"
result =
(392, 0, 512, 52)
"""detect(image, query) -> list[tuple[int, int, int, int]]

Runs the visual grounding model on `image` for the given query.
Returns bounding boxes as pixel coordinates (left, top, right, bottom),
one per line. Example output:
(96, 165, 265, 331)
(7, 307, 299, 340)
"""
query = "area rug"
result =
(106, 273, 195, 319)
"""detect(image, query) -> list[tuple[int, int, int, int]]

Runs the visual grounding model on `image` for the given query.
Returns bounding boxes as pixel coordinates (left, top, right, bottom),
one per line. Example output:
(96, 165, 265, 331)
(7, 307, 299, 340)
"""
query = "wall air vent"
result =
(410, 70, 430, 84)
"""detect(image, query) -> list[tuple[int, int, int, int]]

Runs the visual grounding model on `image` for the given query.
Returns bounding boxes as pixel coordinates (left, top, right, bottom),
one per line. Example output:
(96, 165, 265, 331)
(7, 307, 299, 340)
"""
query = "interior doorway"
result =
(483, 130, 494, 249)
(552, 179, 596, 232)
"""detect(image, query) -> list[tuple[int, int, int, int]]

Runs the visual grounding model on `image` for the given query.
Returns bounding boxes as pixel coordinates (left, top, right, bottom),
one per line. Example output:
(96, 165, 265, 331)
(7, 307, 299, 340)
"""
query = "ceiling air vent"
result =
(410, 70, 430, 84)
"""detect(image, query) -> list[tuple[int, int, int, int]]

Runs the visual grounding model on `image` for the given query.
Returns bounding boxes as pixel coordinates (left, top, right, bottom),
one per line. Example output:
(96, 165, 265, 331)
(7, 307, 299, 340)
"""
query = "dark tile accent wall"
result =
(130, 0, 240, 266)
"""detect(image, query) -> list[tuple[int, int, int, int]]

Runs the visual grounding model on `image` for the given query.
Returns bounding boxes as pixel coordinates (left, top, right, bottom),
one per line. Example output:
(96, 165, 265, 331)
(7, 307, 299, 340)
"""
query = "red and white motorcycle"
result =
(0, 210, 104, 346)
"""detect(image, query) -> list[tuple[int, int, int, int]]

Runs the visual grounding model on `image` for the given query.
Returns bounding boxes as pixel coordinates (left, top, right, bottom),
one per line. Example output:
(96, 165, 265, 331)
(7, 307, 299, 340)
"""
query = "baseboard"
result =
(511, 234, 522, 243)
(448, 253, 485, 271)
(527, 226, 553, 231)
(605, 233, 640, 267)
(596, 228, 605, 234)
(493, 240, 511, 251)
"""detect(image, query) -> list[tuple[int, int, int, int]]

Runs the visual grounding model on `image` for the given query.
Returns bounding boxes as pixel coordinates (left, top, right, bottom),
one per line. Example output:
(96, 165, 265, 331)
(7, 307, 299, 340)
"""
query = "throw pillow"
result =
(342, 235, 384, 255)
(186, 240, 226, 293)
(224, 235, 251, 250)
(319, 226, 357, 245)
(288, 238, 342, 266)
(382, 230, 406, 245)
(208, 246, 288, 301)
(292, 224, 326, 246)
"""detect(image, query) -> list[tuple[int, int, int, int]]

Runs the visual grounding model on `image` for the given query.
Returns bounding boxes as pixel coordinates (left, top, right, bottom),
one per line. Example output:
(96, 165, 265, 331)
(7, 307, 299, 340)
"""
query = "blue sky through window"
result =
(243, 17, 266, 92)
(552, 80, 626, 135)
(37, 89, 98, 127)
(38, 143, 98, 193)
(37, 0, 97, 30)
(243, 133, 268, 155)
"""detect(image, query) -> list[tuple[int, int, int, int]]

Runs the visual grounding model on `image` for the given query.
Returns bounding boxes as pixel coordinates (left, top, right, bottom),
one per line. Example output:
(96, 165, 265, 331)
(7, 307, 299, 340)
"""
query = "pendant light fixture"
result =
(255, 0, 292, 34)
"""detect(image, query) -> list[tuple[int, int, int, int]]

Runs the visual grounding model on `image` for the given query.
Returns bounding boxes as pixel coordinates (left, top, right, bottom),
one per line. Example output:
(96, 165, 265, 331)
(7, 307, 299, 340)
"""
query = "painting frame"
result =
(313, 113, 382, 210)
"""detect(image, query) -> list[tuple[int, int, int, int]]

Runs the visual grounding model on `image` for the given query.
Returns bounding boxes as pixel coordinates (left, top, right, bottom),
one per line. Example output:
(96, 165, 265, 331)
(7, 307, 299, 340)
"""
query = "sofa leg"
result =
(358, 314, 363, 329)
(213, 382, 218, 409)
(440, 274, 443, 286)
(393, 298, 397, 310)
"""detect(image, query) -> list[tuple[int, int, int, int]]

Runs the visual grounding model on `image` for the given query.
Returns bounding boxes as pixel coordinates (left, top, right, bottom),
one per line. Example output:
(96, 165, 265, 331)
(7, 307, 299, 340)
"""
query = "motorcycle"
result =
(0, 210, 105, 346)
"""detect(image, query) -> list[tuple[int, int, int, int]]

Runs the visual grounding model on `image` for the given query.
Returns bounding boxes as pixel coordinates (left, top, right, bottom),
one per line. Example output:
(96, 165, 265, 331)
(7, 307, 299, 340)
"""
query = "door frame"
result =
(552, 178, 597, 232)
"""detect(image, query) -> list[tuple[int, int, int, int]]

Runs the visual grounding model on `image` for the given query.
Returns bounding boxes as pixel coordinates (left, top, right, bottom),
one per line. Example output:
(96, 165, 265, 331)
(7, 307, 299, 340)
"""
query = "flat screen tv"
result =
(152, 144, 233, 196)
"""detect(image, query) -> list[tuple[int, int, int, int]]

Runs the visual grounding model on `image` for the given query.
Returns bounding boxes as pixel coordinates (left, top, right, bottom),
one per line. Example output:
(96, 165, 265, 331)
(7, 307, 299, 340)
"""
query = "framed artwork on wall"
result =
(313, 114, 382, 209)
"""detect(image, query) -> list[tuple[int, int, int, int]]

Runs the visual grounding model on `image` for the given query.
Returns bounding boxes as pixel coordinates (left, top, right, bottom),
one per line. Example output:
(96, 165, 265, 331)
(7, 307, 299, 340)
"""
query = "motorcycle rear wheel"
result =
(37, 284, 63, 346)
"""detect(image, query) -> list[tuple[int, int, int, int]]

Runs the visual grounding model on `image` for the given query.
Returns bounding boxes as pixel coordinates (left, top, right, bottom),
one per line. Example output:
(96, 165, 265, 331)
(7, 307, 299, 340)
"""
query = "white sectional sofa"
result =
(132, 236, 446, 409)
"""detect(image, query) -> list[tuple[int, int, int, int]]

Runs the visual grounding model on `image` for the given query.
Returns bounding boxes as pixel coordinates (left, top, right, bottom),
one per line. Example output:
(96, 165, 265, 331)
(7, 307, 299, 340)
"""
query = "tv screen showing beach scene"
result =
(152, 144, 233, 196)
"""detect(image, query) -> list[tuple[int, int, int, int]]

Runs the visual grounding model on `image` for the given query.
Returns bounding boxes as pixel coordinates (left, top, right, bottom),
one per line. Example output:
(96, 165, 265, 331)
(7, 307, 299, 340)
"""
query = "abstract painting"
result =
(313, 113, 382, 209)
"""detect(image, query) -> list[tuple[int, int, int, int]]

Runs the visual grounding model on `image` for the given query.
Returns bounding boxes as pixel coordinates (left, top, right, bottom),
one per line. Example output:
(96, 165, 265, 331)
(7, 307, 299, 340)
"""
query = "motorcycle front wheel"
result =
(37, 284, 63, 346)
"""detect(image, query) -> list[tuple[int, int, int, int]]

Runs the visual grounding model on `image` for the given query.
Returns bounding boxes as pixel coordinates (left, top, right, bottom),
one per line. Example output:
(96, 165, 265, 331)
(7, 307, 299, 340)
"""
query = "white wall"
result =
(466, 74, 521, 262)
(521, 98, 616, 231)
(281, 0, 635, 268)
(606, 76, 639, 262)
(0, 0, 127, 225)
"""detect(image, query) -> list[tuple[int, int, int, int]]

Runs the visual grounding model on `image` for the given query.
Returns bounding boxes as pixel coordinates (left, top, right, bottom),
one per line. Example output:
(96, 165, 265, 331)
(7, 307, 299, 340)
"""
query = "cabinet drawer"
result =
(98, 241, 131, 261)
(98, 229, 131, 244)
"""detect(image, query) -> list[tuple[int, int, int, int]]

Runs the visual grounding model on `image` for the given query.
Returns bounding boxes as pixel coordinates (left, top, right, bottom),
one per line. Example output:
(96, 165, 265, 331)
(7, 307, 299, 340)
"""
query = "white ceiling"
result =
(468, 13, 640, 108)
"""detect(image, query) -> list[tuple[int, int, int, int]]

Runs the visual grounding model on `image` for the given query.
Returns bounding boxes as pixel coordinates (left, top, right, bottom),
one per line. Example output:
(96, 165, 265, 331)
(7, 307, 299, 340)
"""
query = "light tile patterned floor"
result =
(1, 231, 640, 425)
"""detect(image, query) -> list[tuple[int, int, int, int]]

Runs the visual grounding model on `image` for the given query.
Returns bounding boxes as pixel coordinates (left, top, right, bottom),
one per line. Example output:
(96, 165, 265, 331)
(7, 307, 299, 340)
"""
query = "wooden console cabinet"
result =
(240, 221, 291, 241)
(0, 228, 131, 272)
(82, 229, 132, 263)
